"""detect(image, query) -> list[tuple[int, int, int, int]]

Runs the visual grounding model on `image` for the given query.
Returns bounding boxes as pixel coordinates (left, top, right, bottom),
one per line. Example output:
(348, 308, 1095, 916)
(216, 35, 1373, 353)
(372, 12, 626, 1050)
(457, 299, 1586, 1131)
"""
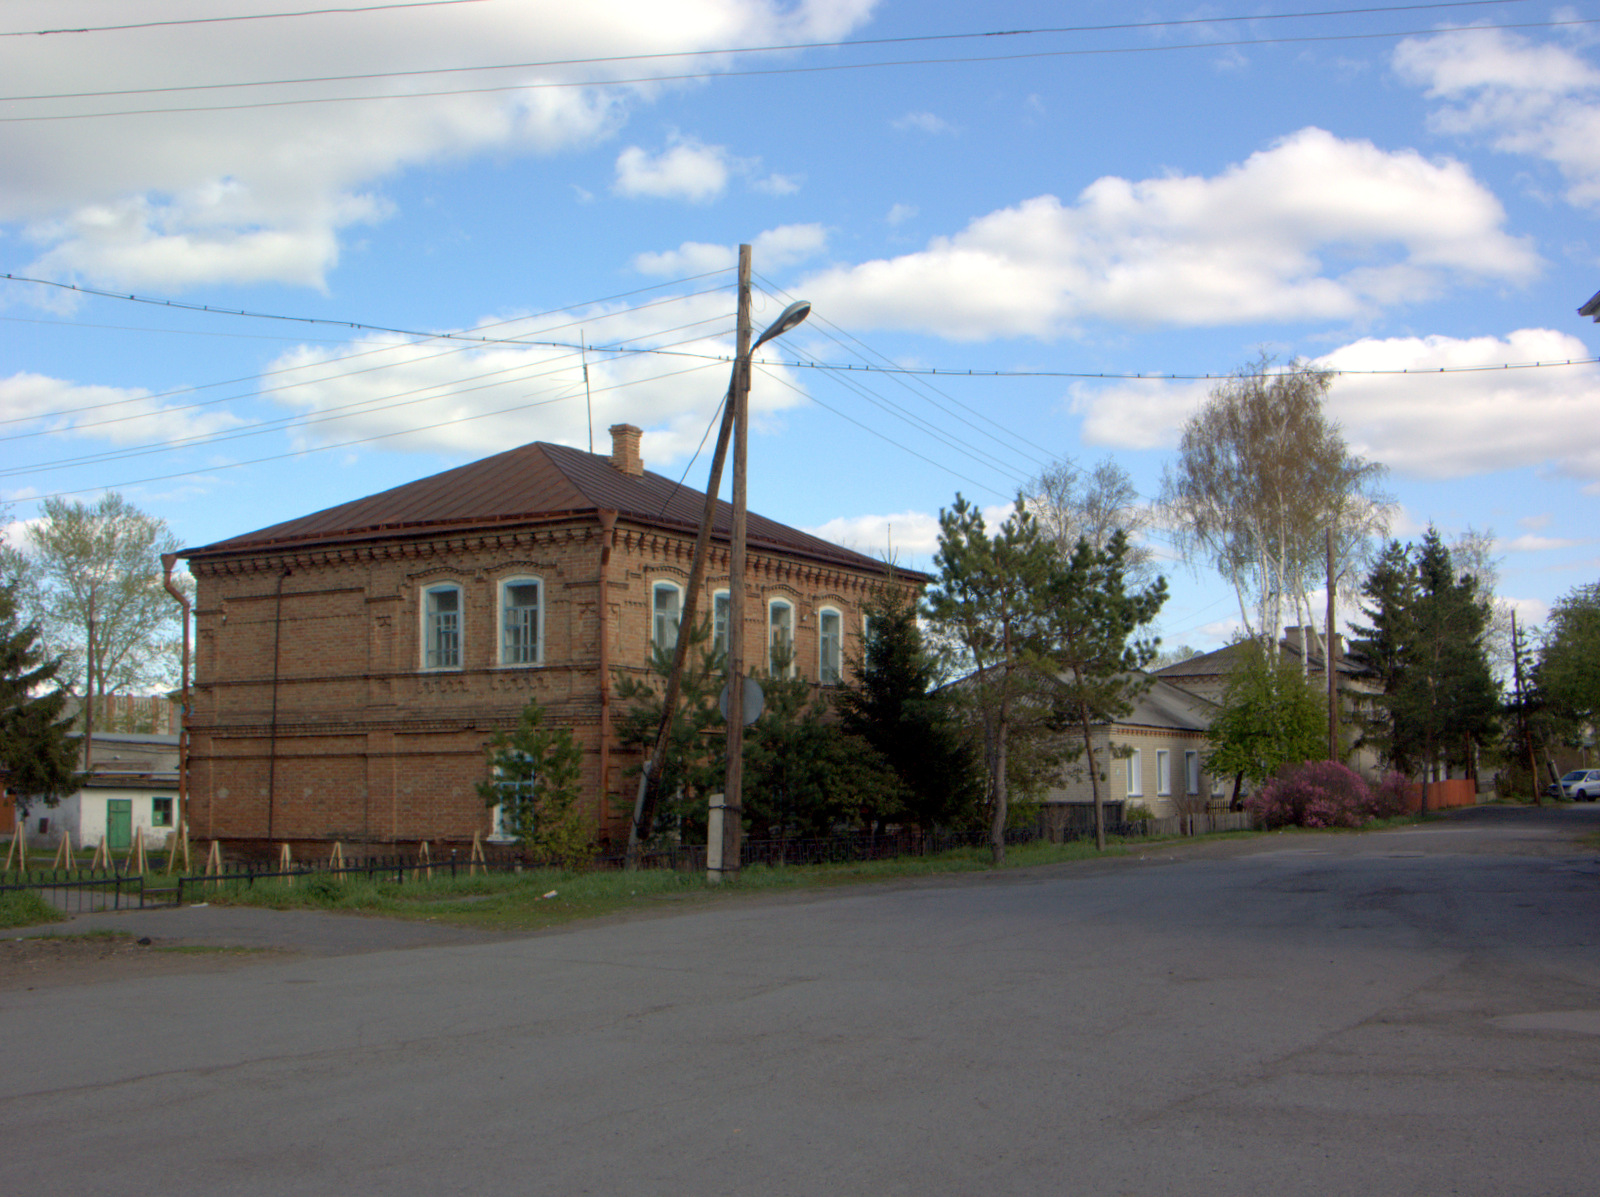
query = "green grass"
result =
(0, 890, 69, 929)
(193, 835, 1154, 931)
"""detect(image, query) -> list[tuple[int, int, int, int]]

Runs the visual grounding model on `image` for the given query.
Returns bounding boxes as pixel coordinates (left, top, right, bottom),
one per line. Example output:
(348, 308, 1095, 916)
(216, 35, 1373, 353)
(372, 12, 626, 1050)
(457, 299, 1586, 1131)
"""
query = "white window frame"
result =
(862, 613, 874, 644)
(488, 751, 536, 843)
(818, 607, 843, 686)
(1157, 750, 1171, 797)
(768, 598, 795, 676)
(498, 576, 544, 667)
(1125, 747, 1143, 797)
(1185, 750, 1201, 796)
(651, 581, 682, 657)
(421, 583, 463, 670)
(712, 590, 731, 658)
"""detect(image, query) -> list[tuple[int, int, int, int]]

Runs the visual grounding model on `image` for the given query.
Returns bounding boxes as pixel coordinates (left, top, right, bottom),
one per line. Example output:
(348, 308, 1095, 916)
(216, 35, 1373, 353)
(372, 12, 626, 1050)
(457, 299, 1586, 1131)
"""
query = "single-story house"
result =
(13, 731, 180, 850)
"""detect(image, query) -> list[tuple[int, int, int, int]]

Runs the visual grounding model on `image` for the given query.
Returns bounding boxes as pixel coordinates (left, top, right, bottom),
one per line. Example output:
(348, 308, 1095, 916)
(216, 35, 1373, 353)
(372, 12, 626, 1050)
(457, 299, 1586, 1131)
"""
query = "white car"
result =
(1556, 769, 1600, 801)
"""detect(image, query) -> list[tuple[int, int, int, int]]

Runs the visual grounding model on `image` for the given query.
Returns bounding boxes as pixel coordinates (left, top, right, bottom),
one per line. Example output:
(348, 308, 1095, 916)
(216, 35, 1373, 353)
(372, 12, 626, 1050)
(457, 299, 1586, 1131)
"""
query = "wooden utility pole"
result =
(624, 387, 737, 866)
(718, 245, 754, 884)
(83, 589, 96, 774)
(1326, 526, 1339, 761)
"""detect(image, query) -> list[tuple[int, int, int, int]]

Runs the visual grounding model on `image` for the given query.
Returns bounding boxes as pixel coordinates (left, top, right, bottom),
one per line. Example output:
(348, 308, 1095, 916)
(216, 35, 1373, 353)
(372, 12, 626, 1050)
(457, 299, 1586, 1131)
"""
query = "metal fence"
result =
(3, 812, 1259, 913)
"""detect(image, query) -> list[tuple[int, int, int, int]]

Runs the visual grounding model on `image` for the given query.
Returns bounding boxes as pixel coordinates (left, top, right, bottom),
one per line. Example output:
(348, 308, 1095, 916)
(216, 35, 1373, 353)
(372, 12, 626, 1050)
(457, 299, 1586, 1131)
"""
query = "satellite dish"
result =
(718, 678, 765, 726)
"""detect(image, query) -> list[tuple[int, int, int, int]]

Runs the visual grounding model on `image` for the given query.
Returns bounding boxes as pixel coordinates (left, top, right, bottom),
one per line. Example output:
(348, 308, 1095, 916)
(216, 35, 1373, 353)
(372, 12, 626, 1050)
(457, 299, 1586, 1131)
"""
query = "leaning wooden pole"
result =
(161, 554, 192, 840)
(623, 388, 738, 867)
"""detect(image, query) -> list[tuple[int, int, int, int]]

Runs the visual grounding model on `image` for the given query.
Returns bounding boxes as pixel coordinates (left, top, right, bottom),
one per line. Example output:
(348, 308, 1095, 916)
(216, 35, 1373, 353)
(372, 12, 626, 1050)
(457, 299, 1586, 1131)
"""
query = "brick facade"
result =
(183, 436, 911, 850)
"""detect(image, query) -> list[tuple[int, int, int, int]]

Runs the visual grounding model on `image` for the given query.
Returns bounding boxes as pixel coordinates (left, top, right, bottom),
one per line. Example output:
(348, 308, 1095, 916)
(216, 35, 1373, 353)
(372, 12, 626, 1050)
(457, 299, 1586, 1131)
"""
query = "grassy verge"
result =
(0, 890, 69, 929)
(192, 835, 1152, 931)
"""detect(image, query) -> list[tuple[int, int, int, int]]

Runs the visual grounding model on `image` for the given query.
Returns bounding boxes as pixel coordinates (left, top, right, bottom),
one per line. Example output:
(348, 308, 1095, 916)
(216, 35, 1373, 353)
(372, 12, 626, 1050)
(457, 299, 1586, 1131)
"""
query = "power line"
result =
(5, 18, 1590, 123)
(0, 2, 1533, 101)
(11, 358, 728, 502)
(2, 0, 488, 38)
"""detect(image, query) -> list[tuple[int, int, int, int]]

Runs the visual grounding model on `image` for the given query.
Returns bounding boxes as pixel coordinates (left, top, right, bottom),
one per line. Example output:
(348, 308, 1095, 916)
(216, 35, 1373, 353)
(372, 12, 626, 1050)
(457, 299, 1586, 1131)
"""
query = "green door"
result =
(106, 799, 132, 851)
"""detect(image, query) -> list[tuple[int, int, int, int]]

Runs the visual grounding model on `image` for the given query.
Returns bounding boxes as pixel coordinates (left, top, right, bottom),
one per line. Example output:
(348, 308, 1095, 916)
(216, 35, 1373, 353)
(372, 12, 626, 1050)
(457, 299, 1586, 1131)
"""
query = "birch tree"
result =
(1027, 457, 1156, 586)
(1159, 357, 1390, 658)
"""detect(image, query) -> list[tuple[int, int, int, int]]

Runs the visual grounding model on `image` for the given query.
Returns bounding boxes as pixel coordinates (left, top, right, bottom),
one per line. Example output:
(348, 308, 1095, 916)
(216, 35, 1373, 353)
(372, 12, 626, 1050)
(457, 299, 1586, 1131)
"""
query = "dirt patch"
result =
(0, 934, 294, 992)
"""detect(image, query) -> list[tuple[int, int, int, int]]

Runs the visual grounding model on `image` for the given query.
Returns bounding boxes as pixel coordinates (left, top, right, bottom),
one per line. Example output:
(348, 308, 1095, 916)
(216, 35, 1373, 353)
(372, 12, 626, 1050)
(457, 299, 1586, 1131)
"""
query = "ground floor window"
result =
(152, 797, 174, 827)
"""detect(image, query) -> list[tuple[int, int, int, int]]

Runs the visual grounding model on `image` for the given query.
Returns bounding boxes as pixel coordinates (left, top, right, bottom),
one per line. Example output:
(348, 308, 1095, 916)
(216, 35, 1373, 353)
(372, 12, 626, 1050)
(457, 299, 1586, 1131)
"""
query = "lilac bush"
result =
(1245, 761, 1374, 830)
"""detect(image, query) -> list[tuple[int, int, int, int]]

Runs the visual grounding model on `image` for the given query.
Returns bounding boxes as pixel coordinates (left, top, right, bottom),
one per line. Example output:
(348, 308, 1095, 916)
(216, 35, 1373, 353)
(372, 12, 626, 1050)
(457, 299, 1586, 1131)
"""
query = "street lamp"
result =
(719, 263, 810, 883)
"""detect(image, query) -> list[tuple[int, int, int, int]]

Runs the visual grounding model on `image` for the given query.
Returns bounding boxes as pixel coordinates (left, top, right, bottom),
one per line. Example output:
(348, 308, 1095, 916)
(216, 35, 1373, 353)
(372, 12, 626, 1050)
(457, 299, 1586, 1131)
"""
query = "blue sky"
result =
(3, 0, 1599, 651)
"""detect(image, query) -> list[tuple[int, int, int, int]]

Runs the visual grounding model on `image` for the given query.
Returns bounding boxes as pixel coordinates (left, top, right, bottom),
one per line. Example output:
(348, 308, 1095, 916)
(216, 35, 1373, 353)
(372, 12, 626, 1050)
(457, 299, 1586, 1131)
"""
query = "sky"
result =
(3, 0, 1599, 654)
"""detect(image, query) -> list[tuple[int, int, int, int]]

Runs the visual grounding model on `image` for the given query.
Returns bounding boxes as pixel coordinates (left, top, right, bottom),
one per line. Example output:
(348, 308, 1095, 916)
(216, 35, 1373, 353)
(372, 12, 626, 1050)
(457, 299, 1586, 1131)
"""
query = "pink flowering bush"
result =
(1365, 771, 1414, 821)
(1245, 761, 1374, 830)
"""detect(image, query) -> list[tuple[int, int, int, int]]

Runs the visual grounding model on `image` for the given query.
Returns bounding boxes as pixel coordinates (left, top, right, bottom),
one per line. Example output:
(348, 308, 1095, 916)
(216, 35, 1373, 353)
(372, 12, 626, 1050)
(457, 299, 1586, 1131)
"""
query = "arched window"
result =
(818, 607, 843, 686)
(652, 581, 682, 656)
(768, 599, 794, 676)
(500, 576, 543, 666)
(712, 589, 731, 657)
(422, 584, 462, 670)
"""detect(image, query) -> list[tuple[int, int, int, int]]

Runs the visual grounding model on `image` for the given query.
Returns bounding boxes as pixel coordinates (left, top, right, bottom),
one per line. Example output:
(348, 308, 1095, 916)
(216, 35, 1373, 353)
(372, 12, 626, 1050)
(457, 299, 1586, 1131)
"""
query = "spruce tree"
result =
(0, 585, 78, 808)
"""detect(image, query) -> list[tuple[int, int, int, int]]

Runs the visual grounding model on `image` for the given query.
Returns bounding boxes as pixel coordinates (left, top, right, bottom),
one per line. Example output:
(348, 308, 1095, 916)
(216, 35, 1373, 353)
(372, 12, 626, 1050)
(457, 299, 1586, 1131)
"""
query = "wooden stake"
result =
(170, 821, 191, 874)
(418, 839, 432, 880)
(4, 823, 25, 872)
(328, 841, 344, 870)
(279, 842, 293, 886)
(52, 829, 73, 871)
(90, 835, 111, 872)
(205, 839, 222, 877)
(469, 829, 485, 876)
(125, 830, 147, 876)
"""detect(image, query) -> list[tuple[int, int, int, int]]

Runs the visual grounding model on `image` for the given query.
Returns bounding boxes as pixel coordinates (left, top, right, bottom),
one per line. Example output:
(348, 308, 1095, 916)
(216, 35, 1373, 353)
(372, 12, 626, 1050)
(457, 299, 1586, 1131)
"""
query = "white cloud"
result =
(0, 1, 877, 290)
(803, 510, 942, 561)
(1319, 329, 1600, 482)
(892, 112, 956, 134)
(886, 203, 917, 226)
(797, 127, 1538, 340)
(1072, 328, 1600, 485)
(1505, 595, 1551, 627)
(1518, 512, 1552, 531)
(0, 371, 245, 448)
(631, 223, 828, 276)
(258, 288, 811, 462)
(1497, 534, 1584, 553)
(1395, 29, 1600, 207)
(613, 135, 737, 203)
(752, 172, 802, 196)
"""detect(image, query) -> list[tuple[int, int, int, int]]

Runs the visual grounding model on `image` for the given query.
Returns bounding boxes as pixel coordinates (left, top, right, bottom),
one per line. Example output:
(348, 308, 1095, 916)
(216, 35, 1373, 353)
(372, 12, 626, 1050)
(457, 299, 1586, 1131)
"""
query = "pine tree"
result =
(836, 586, 981, 831)
(0, 584, 79, 809)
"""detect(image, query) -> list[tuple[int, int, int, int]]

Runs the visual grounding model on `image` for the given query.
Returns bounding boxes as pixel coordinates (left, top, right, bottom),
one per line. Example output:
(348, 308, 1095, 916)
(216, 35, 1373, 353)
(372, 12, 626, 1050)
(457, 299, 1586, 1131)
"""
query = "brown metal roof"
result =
(183, 441, 916, 579)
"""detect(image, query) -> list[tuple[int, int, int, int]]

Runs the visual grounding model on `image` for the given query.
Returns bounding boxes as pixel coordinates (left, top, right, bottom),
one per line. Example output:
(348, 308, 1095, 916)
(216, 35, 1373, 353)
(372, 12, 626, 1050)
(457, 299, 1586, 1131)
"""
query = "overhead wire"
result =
(0, 1, 1534, 99)
(2, 0, 489, 38)
(3, 16, 1590, 123)
(5, 324, 737, 475)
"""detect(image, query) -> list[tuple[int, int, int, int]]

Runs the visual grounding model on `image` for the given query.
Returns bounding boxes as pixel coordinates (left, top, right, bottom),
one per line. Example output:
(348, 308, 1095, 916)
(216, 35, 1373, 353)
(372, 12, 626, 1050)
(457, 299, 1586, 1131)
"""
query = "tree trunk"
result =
(1079, 698, 1105, 852)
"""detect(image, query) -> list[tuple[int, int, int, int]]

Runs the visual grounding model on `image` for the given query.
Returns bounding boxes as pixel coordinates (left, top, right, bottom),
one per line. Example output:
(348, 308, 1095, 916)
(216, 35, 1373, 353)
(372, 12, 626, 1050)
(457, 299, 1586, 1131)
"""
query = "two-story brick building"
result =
(180, 425, 915, 851)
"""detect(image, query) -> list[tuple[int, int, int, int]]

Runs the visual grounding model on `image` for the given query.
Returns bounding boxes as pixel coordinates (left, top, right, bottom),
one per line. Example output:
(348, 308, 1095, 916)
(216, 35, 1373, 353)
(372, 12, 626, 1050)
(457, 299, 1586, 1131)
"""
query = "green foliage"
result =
(835, 586, 982, 829)
(13, 493, 186, 699)
(1041, 529, 1168, 835)
(476, 699, 592, 865)
(1351, 529, 1500, 778)
(0, 888, 68, 929)
(926, 495, 1064, 862)
(1537, 580, 1600, 732)
(742, 663, 905, 838)
(0, 584, 79, 809)
(1204, 638, 1326, 788)
(613, 619, 726, 842)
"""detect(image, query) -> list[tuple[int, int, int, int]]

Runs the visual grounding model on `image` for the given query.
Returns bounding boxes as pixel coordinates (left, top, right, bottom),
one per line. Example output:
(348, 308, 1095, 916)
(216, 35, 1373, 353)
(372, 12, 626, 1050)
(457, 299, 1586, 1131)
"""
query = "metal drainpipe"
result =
(267, 566, 291, 842)
(160, 554, 192, 838)
(597, 511, 617, 841)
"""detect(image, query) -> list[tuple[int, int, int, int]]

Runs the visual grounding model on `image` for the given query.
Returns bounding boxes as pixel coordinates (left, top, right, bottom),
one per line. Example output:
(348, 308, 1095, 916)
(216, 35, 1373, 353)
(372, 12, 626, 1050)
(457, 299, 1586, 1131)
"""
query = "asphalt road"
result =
(3, 805, 1598, 1196)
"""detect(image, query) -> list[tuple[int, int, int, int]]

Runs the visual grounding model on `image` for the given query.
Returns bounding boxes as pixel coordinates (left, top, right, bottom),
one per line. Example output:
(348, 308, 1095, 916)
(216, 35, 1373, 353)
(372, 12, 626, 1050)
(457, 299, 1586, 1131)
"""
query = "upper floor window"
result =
(769, 599, 794, 676)
(713, 590, 730, 657)
(652, 582, 681, 656)
(423, 584, 461, 670)
(819, 608, 843, 686)
(500, 577, 542, 666)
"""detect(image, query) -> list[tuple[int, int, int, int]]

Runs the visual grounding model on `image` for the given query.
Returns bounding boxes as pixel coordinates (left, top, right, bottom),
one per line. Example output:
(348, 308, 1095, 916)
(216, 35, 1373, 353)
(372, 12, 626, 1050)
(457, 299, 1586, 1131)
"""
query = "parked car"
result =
(1555, 769, 1600, 800)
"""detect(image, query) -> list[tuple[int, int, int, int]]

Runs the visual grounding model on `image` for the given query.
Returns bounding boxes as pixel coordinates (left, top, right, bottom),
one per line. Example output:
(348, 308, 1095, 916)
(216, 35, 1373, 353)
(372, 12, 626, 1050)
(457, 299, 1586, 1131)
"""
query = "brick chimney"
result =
(609, 423, 643, 476)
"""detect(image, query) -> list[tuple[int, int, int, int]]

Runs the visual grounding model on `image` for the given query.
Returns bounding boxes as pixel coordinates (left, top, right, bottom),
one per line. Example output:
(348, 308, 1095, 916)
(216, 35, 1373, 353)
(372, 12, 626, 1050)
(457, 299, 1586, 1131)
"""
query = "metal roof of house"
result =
(182, 441, 916, 579)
